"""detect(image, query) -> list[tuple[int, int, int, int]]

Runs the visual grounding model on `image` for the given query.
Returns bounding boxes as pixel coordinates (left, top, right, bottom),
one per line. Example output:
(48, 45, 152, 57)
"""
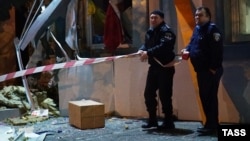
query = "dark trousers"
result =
(144, 66, 175, 118)
(197, 67, 223, 129)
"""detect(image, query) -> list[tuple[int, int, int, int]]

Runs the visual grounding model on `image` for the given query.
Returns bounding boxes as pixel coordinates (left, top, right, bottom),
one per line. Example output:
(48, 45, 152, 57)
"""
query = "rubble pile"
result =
(0, 85, 60, 125)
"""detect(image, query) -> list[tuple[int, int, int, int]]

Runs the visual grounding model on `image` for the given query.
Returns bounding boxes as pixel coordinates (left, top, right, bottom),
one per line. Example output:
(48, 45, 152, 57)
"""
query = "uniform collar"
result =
(197, 21, 210, 30)
(151, 21, 165, 31)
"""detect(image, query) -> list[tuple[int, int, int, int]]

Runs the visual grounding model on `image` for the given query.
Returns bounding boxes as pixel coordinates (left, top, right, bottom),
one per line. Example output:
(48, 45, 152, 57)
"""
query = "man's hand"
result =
(137, 50, 143, 54)
(139, 51, 148, 62)
(181, 49, 190, 60)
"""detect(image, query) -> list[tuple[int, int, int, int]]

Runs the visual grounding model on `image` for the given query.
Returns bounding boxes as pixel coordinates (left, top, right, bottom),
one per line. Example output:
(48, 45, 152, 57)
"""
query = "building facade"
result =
(0, 0, 249, 124)
(73, 0, 250, 124)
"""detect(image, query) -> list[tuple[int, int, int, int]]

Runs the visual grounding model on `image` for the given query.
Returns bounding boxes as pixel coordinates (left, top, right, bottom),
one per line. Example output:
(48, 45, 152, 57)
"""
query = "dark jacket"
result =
(139, 22, 176, 67)
(186, 21, 223, 72)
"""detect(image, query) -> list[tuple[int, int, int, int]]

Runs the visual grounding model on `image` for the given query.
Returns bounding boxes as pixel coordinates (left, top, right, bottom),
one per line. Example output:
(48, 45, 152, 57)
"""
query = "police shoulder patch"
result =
(213, 33, 221, 41)
(165, 32, 173, 40)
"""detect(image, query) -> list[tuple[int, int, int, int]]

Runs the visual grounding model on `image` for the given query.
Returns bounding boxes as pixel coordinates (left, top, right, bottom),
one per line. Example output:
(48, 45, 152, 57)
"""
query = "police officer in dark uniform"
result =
(182, 6, 223, 136)
(138, 10, 176, 129)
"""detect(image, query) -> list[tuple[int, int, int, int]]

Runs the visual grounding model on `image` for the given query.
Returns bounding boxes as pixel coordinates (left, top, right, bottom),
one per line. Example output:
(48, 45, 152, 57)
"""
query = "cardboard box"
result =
(68, 100, 105, 129)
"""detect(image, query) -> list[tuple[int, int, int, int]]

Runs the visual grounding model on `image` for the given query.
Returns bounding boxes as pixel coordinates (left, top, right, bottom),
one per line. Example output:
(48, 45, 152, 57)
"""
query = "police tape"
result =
(0, 53, 139, 82)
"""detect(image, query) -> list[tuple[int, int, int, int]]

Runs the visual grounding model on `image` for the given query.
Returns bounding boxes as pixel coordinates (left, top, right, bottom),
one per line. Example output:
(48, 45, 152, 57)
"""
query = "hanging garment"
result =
(104, 2, 123, 54)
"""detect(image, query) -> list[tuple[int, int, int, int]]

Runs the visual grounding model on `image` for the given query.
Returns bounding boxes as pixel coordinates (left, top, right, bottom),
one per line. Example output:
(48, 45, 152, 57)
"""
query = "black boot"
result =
(158, 116, 175, 130)
(141, 119, 158, 128)
(141, 113, 158, 128)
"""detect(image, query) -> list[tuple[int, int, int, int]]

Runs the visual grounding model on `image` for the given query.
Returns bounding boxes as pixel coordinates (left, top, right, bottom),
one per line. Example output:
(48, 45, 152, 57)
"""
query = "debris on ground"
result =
(0, 123, 46, 141)
(0, 85, 60, 118)
(5, 115, 49, 126)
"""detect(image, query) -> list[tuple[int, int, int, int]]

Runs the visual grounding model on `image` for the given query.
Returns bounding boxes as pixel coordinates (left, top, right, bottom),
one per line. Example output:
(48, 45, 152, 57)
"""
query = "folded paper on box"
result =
(69, 100, 105, 129)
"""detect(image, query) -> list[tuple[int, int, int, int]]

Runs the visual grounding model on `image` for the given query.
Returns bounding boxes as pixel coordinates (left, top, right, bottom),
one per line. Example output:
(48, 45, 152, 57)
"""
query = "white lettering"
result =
(222, 128, 247, 136)
(227, 129, 234, 136)
(240, 129, 246, 136)
(234, 129, 239, 136)
(222, 129, 228, 136)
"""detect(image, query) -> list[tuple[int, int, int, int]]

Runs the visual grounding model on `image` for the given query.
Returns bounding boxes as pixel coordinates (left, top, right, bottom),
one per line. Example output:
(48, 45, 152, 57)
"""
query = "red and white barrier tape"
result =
(0, 53, 139, 82)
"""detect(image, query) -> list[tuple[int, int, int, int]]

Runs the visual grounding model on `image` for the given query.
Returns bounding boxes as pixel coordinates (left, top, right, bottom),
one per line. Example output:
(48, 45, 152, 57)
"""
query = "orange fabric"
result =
(104, 4, 123, 54)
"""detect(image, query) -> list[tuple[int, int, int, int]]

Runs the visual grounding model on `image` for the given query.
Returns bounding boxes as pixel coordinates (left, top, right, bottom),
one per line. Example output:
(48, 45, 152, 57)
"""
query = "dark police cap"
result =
(150, 10, 164, 18)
